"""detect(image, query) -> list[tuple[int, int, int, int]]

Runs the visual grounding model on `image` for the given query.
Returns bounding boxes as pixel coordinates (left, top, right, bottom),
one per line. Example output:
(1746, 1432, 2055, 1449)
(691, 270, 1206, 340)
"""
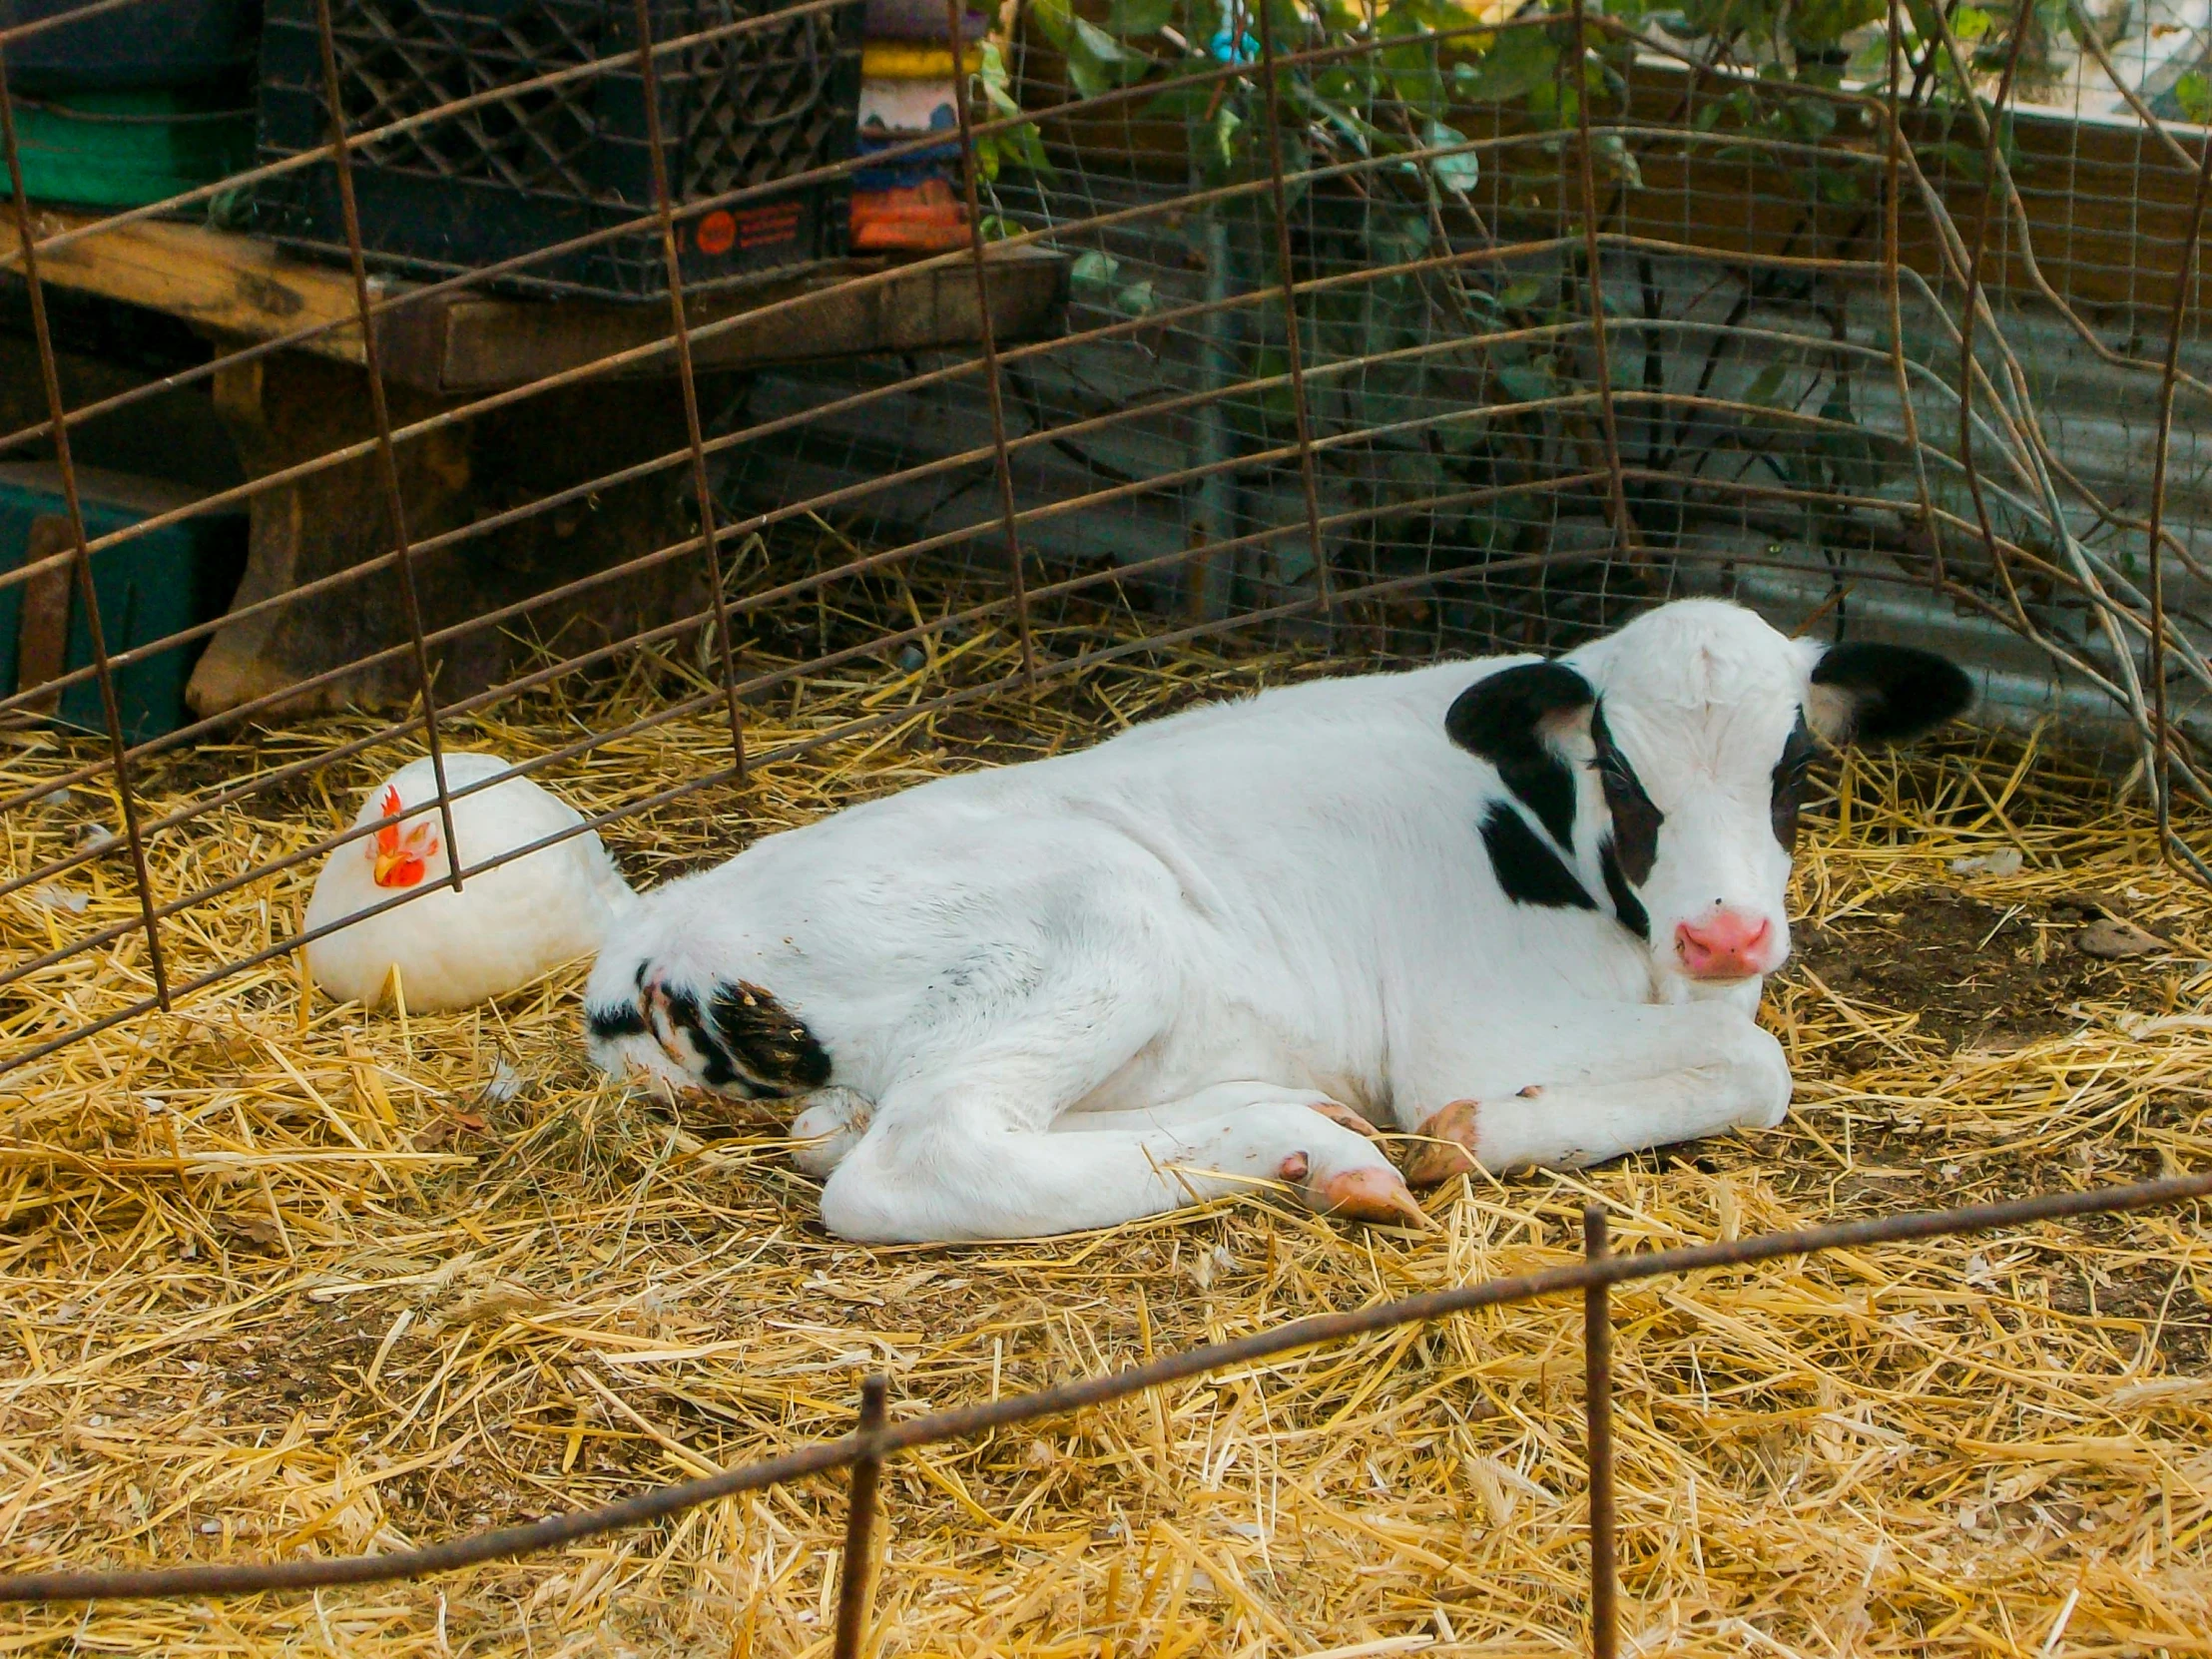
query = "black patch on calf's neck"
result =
(1446, 661, 1591, 848)
(1504, 751, 1578, 853)
(1481, 803, 1596, 911)
(1599, 843, 1650, 939)
(586, 1002, 648, 1040)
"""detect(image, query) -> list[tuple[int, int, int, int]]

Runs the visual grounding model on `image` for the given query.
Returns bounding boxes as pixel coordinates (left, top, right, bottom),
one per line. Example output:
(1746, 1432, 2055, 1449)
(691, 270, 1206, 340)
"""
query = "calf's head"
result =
(1447, 600, 1971, 990)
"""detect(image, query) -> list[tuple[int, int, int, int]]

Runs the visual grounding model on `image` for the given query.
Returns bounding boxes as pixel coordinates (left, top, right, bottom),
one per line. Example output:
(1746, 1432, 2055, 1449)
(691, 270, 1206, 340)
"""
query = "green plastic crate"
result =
(0, 464, 247, 744)
(0, 88, 253, 210)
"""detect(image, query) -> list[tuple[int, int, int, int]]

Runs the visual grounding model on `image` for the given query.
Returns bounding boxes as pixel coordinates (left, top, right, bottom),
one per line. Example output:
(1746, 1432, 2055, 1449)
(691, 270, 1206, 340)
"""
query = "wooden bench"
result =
(2, 207, 1067, 718)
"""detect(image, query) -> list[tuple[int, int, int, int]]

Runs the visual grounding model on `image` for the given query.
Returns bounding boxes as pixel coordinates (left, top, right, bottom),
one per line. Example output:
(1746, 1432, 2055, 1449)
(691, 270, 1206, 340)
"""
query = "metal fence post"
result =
(0, 47, 174, 1007)
(630, 0, 751, 781)
(2143, 110, 2212, 865)
(831, 1374, 890, 1659)
(1567, 0, 1636, 561)
(943, 0, 1038, 688)
(1584, 1203, 1617, 1659)
(1945, 0, 2036, 580)
(308, 0, 464, 885)
(1253, 0, 1333, 621)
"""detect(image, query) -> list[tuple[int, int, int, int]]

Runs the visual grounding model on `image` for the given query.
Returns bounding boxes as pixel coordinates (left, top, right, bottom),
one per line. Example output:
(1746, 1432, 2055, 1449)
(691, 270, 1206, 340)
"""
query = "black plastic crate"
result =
(252, 0, 862, 300)
(0, 0, 263, 92)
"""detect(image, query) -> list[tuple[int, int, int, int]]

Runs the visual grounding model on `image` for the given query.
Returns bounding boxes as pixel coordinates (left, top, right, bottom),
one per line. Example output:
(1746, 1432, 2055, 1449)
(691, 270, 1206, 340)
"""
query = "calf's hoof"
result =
(1298, 1161, 1431, 1229)
(1403, 1098, 1482, 1187)
(790, 1089, 873, 1179)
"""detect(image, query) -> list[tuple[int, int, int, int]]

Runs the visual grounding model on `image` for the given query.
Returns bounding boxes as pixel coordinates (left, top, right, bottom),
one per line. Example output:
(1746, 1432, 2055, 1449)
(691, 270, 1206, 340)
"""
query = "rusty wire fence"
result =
(4, 2, 2212, 1645)
(0, 1168, 2206, 1658)
(2, 0, 2212, 1055)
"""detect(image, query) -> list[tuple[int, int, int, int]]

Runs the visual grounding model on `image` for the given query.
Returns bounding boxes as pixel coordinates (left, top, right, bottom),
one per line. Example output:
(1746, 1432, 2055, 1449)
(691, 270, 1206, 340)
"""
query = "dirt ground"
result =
(1792, 879, 2211, 1364)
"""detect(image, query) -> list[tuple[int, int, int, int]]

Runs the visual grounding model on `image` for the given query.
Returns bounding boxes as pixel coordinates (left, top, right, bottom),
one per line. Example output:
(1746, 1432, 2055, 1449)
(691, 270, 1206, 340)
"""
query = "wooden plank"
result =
(6, 207, 1068, 394)
(431, 246, 1069, 393)
(0, 208, 368, 365)
(15, 515, 73, 714)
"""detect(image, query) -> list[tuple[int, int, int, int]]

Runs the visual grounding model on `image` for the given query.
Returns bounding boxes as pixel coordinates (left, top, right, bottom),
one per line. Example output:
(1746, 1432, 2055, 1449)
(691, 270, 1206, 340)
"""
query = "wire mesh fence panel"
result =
(0, 1, 2210, 1093)
(9, 0, 2212, 1618)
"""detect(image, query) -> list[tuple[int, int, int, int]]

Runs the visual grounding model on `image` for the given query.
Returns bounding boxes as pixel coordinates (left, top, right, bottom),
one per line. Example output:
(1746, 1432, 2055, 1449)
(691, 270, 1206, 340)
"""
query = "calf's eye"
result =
(1772, 785, 1803, 852)
(1771, 717, 1817, 853)
(1599, 768, 1663, 885)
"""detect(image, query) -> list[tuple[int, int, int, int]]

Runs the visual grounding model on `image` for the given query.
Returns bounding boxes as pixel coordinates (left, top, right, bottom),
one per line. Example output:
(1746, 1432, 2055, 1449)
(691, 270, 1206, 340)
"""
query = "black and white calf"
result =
(585, 600, 1970, 1243)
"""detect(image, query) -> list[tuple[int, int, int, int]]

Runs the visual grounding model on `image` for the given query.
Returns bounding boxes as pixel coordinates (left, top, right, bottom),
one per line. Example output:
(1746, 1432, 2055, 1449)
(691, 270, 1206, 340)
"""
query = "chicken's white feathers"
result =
(302, 753, 635, 1011)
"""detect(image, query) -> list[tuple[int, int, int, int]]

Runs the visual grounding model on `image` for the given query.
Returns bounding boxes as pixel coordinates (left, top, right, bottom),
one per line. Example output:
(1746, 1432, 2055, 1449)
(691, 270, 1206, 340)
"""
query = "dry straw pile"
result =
(0, 587, 2208, 1657)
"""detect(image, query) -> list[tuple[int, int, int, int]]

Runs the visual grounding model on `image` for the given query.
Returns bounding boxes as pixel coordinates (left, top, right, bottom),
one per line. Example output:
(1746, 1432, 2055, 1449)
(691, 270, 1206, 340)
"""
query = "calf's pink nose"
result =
(1675, 911, 1773, 979)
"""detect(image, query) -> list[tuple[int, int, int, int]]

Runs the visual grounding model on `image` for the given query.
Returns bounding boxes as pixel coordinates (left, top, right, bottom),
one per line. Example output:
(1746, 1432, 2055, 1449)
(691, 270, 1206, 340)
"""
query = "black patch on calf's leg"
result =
(1481, 804, 1596, 910)
(656, 985, 741, 1089)
(631, 972, 832, 1099)
(1599, 842, 1650, 939)
(710, 981, 832, 1097)
(1446, 662, 1591, 848)
(586, 1002, 648, 1040)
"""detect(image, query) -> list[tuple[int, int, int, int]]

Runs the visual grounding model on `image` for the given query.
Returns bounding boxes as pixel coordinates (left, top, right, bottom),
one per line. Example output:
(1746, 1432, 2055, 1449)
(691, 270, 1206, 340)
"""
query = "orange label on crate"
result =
(737, 203, 803, 250)
(695, 211, 738, 256)
(694, 205, 801, 258)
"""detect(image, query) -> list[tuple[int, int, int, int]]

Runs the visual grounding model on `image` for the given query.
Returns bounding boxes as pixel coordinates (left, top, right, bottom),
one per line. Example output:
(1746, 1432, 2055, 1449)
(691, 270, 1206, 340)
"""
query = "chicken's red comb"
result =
(375, 785, 404, 855)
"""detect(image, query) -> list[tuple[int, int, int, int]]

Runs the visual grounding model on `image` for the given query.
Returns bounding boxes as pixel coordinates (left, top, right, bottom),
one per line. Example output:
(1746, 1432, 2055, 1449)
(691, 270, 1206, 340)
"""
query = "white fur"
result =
(305, 753, 635, 1012)
(585, 602, 1885, 1242)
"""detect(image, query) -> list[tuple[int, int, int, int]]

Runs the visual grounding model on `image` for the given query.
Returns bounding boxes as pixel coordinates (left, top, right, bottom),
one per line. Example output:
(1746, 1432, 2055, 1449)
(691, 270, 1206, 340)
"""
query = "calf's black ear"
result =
(1808, 642, 1973, 745)
(1447, 661, 1595, 766)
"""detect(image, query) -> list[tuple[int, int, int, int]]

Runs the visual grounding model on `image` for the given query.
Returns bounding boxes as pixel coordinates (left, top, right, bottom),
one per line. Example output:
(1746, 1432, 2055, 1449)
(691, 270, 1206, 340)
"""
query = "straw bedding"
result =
(1, 591, 2208, 1658)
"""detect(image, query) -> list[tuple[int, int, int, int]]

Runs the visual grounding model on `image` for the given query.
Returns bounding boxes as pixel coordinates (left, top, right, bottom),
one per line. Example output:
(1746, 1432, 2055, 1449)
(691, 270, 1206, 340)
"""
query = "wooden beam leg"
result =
(189, 349, 717, 722)
(190, 351, 468, 717)
(15, 515, 75, 715)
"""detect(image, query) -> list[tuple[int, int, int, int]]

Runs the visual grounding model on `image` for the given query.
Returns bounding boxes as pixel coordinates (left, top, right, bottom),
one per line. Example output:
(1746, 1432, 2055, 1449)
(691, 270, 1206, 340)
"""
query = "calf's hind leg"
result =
(1055, 1080, 1382, 1139)
(820, 1084, 1422, 1242)
(803, 874, 1417, 1238)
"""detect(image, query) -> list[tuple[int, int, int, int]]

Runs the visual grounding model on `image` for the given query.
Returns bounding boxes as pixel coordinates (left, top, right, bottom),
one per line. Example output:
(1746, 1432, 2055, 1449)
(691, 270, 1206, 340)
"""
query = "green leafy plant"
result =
(973, 38, 1054, 185)
(979, 0, 1977, 619)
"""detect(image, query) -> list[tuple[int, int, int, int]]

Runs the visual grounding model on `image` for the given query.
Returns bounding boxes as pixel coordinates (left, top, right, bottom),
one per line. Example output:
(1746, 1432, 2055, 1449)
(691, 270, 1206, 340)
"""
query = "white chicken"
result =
(302, 752, 635, 1012)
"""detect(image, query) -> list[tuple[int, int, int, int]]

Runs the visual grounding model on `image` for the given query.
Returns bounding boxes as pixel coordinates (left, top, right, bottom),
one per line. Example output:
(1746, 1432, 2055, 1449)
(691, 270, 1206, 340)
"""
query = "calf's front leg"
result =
(1397, 1000, 1791, 1181)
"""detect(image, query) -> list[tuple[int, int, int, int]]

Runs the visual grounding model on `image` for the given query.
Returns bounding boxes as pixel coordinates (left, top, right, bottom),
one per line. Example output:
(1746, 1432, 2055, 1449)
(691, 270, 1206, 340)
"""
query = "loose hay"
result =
(1, 594, 2209, 1658)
